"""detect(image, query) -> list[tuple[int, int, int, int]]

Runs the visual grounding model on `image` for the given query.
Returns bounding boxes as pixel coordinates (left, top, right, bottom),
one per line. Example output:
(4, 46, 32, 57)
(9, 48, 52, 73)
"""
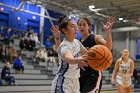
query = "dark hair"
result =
(58, 16, 71, 33)
(77, 17, 92, 33)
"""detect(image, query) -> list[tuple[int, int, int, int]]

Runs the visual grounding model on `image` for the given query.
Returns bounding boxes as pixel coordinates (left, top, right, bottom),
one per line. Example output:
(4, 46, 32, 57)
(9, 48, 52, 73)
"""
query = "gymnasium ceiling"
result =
(29, 0, 140, 28)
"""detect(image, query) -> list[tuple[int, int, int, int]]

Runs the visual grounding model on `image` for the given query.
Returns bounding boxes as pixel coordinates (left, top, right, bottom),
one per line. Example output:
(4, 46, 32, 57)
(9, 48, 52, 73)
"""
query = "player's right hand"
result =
(51, 25, 60, 39)
(77, 56, 88, 71)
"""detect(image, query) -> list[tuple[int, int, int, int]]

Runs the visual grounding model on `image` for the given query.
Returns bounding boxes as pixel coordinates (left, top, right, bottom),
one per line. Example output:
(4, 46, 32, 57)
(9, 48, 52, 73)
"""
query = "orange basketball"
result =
(86, 45, 113, 71)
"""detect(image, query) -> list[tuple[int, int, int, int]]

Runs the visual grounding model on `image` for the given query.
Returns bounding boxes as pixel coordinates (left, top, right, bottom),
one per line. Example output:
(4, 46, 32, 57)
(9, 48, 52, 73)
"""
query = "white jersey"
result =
(57, 38, 85, 78)
(116, 58, 131, 87)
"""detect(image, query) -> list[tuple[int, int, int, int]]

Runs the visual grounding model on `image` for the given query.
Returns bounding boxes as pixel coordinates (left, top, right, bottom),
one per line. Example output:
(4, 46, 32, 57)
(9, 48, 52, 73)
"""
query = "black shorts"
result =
(79, 74, 102, 93)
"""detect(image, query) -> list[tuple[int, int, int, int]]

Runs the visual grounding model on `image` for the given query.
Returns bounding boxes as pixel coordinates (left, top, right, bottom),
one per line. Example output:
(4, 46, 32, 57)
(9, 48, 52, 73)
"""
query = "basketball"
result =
(86, 45, 113, 71)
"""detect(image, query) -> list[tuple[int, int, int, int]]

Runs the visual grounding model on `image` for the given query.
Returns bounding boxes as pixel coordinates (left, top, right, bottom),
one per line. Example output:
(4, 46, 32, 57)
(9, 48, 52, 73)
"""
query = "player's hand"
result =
(51, 25, 60, 39)
(111, 78, 115, 85)
(124, 74, 131, 79)
(77, 56, 88, 71)
(101, 16, 115, 32)
(79, 61, 88, 71)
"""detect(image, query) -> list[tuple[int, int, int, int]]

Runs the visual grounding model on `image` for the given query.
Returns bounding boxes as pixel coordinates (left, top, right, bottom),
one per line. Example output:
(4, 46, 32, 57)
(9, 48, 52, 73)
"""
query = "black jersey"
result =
(80, 34, 99, 77)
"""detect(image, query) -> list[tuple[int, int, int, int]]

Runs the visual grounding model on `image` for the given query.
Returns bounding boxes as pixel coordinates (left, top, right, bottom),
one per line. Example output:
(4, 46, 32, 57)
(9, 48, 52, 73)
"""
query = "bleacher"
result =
(0, 54, 57, 92)
(0, 33, 58, 93)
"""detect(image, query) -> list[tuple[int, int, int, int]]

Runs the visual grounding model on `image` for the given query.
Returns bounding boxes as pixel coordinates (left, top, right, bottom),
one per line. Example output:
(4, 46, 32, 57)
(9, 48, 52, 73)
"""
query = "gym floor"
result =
(1, 89, 139, 93)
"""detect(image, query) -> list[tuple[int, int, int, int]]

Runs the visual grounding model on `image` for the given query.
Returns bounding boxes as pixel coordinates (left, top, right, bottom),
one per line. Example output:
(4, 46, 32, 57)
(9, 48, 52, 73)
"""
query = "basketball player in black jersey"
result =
(77, 17, 115, 93)
(51, 16, 115, 93)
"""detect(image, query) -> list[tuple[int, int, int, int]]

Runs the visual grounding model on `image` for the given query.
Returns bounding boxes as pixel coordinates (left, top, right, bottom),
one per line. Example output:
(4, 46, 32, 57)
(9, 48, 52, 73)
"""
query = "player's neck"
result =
(81, 33, 90, 42)
(122, 57, 129, 63)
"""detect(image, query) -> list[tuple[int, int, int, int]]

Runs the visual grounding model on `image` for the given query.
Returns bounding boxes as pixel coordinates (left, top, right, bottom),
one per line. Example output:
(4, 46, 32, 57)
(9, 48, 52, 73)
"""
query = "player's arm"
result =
(63, 51, 85, 64)
(59, 45, 87, 64)
(100, 16, 115, 50)
(111, 59, 120, 82)
(126, 59, 134, 78)
(51, 25, 61, 50)
(95, 35, 106, 46)
(54, 37, 61, 50)
(95, 34, 112, 50)
(78, 40, 88, 55)
(63, 51, 88, 70)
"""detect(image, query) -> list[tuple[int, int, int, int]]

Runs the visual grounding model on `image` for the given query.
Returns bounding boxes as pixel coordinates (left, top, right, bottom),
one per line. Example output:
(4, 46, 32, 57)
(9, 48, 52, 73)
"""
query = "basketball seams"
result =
(87, 45, 112, 71)
(102, 47, 112, 70)
(93, 50, 110, 69)
(87, 57, 104, 60)
(104, 58, 113, 70)
(88, 46, 108, 61)
(103, 52, 110, 70)
(93, 58, 106, 69)
(100, 46, 110, 61)
(101, 46, 113, 63)
(89, 47, 105, 58)
(87, 46, 105, 60)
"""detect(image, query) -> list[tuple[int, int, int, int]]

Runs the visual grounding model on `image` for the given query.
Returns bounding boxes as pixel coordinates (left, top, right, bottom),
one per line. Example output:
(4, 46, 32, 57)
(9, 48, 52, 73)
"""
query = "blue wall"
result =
(136, 39, 140, 60)
(0, 0, 40, 34)
(0, 0, 65, 35)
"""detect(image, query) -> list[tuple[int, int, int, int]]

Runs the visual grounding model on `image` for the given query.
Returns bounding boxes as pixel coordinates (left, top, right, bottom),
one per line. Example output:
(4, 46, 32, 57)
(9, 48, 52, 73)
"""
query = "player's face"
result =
(66, 20, 77, 38)
(78, 19, 90, 35)
(122, 49, 129, 58)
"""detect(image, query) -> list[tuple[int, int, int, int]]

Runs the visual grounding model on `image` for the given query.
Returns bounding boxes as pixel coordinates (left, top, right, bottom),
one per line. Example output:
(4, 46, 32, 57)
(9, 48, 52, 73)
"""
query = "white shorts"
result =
(116, 77, 131, 88)
(51, 75, 80, 93)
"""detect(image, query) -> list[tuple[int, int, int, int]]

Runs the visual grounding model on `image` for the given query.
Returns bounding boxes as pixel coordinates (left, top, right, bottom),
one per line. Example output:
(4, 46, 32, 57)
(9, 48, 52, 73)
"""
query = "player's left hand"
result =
(101, 16, 115, 32)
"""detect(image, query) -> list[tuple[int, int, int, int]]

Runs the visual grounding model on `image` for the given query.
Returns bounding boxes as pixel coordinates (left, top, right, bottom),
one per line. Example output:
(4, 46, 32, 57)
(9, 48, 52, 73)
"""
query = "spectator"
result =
(1, 62, 16, 85)
(133, 69, 140, 84)
(1, 45, 7, 63)
(24, 38, 32, 51)
(13, 55, 24, 74)
(0, 79, 3, 86)
(19, 36, 26, 51)
(44, 37, 53, 50)
(27, 26, 33, 37)
(47, 47, 56, 63)
(0, 45, 2, 60)
(30, 32, 40, 46)
(9, 46, 17, 63)
(3, 28, 11, 45)
(36, 46, 47, 62)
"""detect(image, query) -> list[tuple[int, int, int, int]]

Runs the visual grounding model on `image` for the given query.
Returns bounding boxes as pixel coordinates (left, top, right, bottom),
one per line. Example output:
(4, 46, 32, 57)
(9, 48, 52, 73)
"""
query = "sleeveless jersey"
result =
(80, 34, 99, 77)
(57, 38, 85, 78)
(116, 58, 131, 87)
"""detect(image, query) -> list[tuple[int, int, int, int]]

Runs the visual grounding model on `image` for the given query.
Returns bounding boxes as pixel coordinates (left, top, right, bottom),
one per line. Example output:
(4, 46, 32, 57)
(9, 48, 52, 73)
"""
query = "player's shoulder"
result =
(57, 39, 68, 49)
(129, 58, 134, 64)
(94, 35, 104, 42)
(74, 39, 80, 42)
(95, 34, 103, 38)
(116, 58, 122, 64)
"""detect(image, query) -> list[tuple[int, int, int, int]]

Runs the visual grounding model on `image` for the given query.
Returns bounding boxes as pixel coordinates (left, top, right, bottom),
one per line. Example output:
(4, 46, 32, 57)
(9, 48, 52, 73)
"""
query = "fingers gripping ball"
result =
(86, 45, 113, 71)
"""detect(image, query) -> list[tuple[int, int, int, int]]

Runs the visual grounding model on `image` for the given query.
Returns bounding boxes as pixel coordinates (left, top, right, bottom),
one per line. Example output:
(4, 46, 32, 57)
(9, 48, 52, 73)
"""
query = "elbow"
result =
(129, 73, 133, 77)
(106, 45, 112, 50)
(109, 46, 112, 50)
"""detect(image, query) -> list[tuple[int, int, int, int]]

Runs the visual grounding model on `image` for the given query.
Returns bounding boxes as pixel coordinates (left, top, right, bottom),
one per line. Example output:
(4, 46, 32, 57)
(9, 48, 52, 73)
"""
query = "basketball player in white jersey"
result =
(111, 49, 134, 93)
(51, 17, 88, 93)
